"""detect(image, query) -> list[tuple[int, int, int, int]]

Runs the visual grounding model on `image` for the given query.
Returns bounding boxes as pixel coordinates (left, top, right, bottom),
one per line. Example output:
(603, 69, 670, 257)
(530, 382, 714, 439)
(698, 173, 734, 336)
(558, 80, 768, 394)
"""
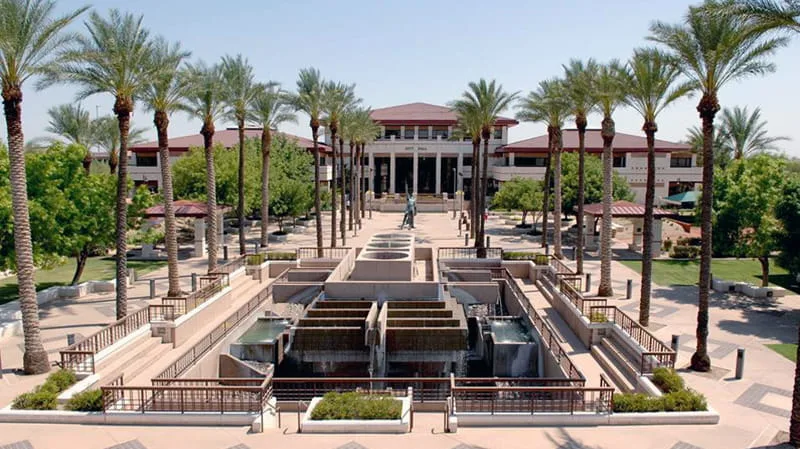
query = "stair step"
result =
(591, 340, 637, 393)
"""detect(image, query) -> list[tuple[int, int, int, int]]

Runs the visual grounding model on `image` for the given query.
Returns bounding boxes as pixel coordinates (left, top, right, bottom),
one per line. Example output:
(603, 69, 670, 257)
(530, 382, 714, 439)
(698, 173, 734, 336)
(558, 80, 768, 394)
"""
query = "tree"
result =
(450, 102, 483, 240)
(290, 68, 326, 257)
(452, 79, 518, 258)
(563, 59, 599, 274)
(353, 108, 380, 227)
(141, 38, 190, 297)
(650, 0, 786, 371)
(43, 103, 94, 171)
(91, 115, 147, 175)
(249, 83, 296, 248)
(560, 152, 634, 215)
(492, 177, 544, 227)
(776, 176, 800, 276)
(40, 9, 157, 320)
(269, 137, 314, 233)
(726, 0, 800, 33)
(182, 61, 224, 272)
(516, 79, 571, 258)
(718, 106, 789, 160)
(621, 48, 694, 326)
(686, 125, 731, 169)
(0, 0, 87, 374)
(220, 54, 258, 256)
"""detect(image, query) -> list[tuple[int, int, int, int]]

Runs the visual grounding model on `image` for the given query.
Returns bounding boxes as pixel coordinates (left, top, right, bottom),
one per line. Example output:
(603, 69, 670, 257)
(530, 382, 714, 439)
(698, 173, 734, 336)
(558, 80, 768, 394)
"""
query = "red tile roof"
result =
(499, 129, 691, 153)
(130, 128, 332, 153)
(370, 102, 518, 127)
(144, 200, 232, 218)
(581, 200, 671, 218)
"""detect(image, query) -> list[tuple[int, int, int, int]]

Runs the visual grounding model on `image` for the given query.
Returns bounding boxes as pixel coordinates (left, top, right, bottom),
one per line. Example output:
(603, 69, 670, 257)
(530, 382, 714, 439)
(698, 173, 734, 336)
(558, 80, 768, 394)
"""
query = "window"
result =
(463, 156, 473, 166)
(404, 127, 415, 140)
(432, 126, 448, 139)
(515, 156, 547, 167)
(670, 157, 693, 168)
(612, 155, 626, 168)
(493, 127, 503, 140)
(417, 127, 429, 139)
(320, 156, 326, 166)
(136, 153, 157, 167)
(384, 127, 400, 139)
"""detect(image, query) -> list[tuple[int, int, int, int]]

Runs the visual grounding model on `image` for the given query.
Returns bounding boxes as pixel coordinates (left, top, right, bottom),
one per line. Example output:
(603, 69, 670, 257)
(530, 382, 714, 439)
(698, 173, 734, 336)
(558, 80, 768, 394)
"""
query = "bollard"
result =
(544, 244, 550, 256)
(253, 242, 259, 254)
(128, 268, 136, 283)
(464, 234, 469, 247)
(149, 279, 156, 299)
(191, 273, 198, 292)
(735, 348, 745, 379)
(626, 279, 633, 299)
(585, 273, 592, 293)
(671, 335, 680, 353)
(67, 334, 76, 346)
(486, 236, 490, 248)
(223, 245, 229, 261)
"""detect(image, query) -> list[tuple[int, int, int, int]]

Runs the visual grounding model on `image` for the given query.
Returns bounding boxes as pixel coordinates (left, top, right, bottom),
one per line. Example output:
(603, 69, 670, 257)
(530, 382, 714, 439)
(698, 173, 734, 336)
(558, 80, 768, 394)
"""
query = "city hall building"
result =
(126, 102, 701, 204)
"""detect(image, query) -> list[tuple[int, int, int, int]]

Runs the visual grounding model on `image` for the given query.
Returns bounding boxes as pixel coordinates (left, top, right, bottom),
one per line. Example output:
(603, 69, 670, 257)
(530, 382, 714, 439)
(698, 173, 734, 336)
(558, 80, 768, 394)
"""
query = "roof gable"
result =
(130, 129, 332, 153)
(370, 102, 518, 126)
(501, 129, 691, 152)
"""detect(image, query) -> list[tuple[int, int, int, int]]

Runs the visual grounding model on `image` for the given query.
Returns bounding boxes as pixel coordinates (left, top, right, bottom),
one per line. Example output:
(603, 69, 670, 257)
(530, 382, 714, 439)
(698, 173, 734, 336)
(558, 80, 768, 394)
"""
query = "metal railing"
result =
(147, 304, 176, 321)
(272, 377, 451, 403)
(296, 247, 352, 260)
(451, 384, 613, 414)
(211, 255, 247, 275)
(437, 247, 503, 260)
(60, 306, 151, 373)
(162, 274, 229, 317)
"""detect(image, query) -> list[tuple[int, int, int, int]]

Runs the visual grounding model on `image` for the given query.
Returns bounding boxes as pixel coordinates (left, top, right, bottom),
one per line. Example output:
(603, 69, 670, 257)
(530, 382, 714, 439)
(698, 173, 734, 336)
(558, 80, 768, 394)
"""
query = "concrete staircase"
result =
(591, 336, 641, 393)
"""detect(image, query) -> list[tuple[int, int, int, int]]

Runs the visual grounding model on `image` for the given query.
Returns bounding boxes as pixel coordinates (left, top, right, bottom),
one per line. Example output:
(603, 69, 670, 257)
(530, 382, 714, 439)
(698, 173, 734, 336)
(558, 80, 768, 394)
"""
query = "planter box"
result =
(269, 233, 288, 243)
(301, 396, 411, 434)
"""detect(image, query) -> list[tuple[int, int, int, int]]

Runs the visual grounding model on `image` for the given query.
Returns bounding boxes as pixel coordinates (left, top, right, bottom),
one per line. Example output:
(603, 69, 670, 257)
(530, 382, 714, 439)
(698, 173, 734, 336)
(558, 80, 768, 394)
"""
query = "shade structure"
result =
(580, 200, 671, 218)
(144, 200, 231, 218)
(663, 190, 700, 206)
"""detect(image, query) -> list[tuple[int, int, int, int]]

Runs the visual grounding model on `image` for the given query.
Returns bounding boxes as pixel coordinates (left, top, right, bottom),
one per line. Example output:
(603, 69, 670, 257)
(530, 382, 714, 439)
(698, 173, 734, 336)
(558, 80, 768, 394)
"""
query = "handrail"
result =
(437, 247, 503, 260)
(297, 247, 352, 260)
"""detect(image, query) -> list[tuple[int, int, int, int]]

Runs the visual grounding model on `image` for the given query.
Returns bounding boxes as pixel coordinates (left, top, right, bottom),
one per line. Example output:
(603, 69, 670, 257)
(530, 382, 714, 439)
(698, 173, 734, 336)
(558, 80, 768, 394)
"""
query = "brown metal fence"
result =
(102, 379, 270, 414)
(296, 247, 352, 260)
(437, 247, 503, 260)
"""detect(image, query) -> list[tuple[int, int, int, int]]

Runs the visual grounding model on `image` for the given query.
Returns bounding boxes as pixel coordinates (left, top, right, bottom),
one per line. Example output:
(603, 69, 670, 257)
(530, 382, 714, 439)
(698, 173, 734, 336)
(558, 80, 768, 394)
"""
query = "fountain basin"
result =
(366, 241, 411, 249)
(359, 251, 408, 260)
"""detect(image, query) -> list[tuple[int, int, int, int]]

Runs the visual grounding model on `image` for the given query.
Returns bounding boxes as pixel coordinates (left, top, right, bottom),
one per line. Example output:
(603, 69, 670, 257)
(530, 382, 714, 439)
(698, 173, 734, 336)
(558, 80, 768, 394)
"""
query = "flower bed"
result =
(613, 368, 707, 413)
(12, 370, 76, 410)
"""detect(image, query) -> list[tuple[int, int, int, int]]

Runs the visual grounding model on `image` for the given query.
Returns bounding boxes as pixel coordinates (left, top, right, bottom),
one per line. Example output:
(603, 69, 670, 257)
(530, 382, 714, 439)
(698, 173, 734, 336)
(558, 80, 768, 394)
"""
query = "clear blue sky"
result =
(7, 0, 800, 156)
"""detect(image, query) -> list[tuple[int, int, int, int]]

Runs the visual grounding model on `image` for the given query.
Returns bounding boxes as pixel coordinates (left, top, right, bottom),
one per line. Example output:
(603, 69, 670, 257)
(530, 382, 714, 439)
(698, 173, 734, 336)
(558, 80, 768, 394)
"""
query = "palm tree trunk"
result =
(541, 134, 553, 249)
(691, 94, 717, 372)
(640, 123, 657, 327)
(476, 134, 490, 258)
(155, 111, 181, 297)
(259, 130, 272, 248)
(598, 116, 615, 297)
(237, 121, 246, 255)
(576, 117, 587, 273)
(349, 141, 355, 232)
(470, 139, 479, 240)
(113, 98, 132, 319)
(201, 122, 219, 273)
(330, 130, 337, 248)
(339, 137, 346, 246)
(70, 247, 89, 286)
(360, 143, 366, 221)
(790, 325, 800, 446)
(82, 152, 92, 174)
(3, 87, 49, 374)
(109, 149, 118, 175)
(553, 127, 563, 259)
(311, 122, 323, 258)
(355, 144, 362, 229)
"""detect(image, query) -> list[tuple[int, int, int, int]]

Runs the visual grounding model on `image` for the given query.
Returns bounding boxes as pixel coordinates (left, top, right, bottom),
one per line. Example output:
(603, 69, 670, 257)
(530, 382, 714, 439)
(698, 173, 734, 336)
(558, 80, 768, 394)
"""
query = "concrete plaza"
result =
(1, 211, 797, 449)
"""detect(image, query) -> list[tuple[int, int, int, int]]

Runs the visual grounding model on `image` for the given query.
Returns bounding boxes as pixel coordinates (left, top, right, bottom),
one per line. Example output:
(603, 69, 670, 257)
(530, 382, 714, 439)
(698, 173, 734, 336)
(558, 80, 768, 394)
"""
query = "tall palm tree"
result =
(355, 109, 380, 226)
(341, 108, 359, 234)
(39, 8, 153, 320)
(92, 115, 147, 174)
(686, 124, 731, 168)
(249, 83, 297, 248)
(516, 79, 571, 259)
(650, 0, 786, 371)
(140, 38, 190, 297)
(726, 0, 800, 32)
(452, 79, 518, 258)
(718, 106, 788, 159)
(323, 81, 359, 247)
(563, 59, 598, 274)
(0, 0, 87, 374)
(43, 103, 94, 171)
(291, 68, 325, 256)
(621, 48, 694, 327)
(450, 103, 482, 240)
(220, 54, 258, 256)
(182, 61, 224, 272)
(592, 61, 628, 297)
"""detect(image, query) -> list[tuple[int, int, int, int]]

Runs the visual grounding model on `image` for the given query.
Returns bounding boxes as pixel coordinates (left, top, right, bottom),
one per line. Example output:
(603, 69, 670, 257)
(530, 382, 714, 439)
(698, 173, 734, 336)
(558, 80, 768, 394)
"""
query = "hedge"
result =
(65, 389, 104, 412)
(503, 251, 544, 261)
(309, 392, 402, 420)
(12, 369, 77, 410)
(266, 251, 296, 261)
(651, 368, 684, 394)
(670, 245, 700, 259)
(612, 390, 707, 413)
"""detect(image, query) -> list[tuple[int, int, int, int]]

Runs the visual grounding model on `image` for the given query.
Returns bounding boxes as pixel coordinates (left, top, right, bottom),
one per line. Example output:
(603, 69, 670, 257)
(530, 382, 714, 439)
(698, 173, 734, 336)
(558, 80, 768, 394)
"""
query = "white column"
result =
(412, 151, 419, 194)
(414, 126, 419, 140)
(428, 126, 433, 140)
(435, 152, 442, 194)
(509, 152, 515, 166)
(457, 153, 464, 191)
(389, 152, 396, 194)
(400, 125, 405, 140)
(502, 126, 508, 143)
(194, 218, 207, 258)
(369, 152, 375, 193)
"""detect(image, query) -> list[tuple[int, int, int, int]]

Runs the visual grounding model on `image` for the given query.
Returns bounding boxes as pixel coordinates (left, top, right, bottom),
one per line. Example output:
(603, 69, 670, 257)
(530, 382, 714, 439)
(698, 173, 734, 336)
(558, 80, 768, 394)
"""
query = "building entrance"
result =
(394, 156, 413, 194)
(373, 157, 391, 198)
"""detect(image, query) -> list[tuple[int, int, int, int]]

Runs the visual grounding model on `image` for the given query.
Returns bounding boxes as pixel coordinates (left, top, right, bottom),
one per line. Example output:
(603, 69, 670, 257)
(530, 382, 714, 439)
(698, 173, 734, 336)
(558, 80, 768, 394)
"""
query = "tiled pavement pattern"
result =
(734, 383, 792, 418)
(227, 445, 251, 449)
(0, 441, 33, 449)
(620, 301, 679, 319)
(670, 442, 704, 449)
(335, 443, 368, 449)
(679, 334, 739, 360)
(105, 441, 147, 449)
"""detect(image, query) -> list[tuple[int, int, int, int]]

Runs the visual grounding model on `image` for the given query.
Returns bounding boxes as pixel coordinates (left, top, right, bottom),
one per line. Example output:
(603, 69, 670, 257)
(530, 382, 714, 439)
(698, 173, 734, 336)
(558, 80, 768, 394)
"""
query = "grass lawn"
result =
(766, 344, 798, 362)
(0, 256, 166, 306)
(620, 258, 797, 293)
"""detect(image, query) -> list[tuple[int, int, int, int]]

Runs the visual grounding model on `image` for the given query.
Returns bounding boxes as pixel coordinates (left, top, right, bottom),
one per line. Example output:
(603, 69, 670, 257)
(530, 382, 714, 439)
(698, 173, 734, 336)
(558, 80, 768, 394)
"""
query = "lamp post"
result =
(452, 167, 457, 219)
(369, 167, 374, 219)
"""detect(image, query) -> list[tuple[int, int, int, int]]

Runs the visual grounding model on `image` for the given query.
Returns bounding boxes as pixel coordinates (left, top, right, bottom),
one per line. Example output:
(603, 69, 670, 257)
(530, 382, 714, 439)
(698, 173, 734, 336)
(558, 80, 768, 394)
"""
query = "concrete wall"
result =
(272, 283, 323, 303)
(324, 281, 439, 300)
(448, 283, 499, 305)
(269, 261, 298, 277)
(172, 286, 234, 348)
(536, 277, 592, 348)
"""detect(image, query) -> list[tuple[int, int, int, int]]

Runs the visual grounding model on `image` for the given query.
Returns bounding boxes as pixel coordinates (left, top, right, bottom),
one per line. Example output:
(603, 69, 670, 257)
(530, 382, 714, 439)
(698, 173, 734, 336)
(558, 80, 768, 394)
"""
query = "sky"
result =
(5, 0, 800, 156)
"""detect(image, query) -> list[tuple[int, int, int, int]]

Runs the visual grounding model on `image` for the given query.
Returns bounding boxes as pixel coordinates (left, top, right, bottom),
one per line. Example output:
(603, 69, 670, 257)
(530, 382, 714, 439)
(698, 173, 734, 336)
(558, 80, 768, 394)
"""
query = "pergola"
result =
(144, 200, 231, 258)
(579, 200, 671, 253)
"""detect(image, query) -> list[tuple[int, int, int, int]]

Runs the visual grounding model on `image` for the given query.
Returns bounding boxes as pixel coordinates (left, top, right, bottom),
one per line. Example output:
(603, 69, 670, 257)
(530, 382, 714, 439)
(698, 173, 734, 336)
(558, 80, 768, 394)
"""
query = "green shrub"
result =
(65, 389, 104, 412)
(663, 389, 707, 412)
(44, 369, 77, 393)
(309, 392, 402, 421)
(651, 368, 684, 394)
(503, 251, 543, 261)
(246, 253, 265, 265)
(12, 390, 58, 410)
(612, 390, 707, 413)
(589, 311, 608, 323)
(662, 239, 673, 252)
(670, 245, 700, 259)
(266, 251, 296, 261)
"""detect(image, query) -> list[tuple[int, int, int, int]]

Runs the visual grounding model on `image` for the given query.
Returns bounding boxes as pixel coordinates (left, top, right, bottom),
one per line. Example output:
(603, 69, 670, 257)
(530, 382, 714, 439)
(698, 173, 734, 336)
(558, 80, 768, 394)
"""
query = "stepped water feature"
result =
(351, 233, 415, 281)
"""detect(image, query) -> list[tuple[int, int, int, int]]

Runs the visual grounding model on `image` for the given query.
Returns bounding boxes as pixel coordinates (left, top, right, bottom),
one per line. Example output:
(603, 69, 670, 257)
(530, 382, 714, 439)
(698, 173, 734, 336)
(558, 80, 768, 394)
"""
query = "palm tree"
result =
(718, 106, 789, 159)
(92, 115, 147, 174)
(621, 48, 694, 327)
(0, 0, 87, 374)
(291, 68, 326, 256)
(355, 109, 380, 227)
(592, 61, 628, 297)
(563, 59, 598, 274)
(39, 8, 152, 320)
(44, 103, 95, 171)
(726, 0, 800, 32)
(650, 0, 786, 371)
(220, 54, 258, 256)
(249, 83, 297, 248)
(182, 61, 224, 272)
(452, 79, 518, 258)
(341, 108, 360, 234)
(686, 125, 731, 168)
(450, 103, 482, 240)
(516, 79, 571, 259)
(140, 38, 190, 297)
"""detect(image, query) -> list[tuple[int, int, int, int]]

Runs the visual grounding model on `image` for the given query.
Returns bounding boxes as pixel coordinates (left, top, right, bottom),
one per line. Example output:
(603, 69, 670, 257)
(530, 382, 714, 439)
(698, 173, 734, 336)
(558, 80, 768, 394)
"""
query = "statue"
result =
(400, 192, 417, 230)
